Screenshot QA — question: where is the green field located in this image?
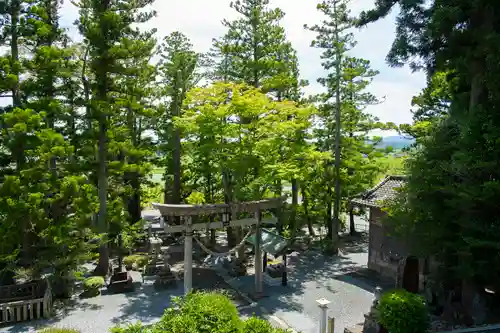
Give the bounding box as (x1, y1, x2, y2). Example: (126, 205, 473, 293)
(150, 168, 164, 184)
(377, 153, 407, 181)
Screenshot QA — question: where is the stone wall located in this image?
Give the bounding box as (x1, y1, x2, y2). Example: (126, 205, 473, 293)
(368, 207, 408, 282)
(368, 207, 430, 291)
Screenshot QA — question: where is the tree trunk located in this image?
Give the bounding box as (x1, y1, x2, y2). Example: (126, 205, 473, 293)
(128, 173, 141, 223)
(10, 0, 21, 108)
(95, 120, 110, 276)
(331, 0, 342, 255)
(10, 0, 31, 265)
(301, 187, 315, 237)
(126, 109, 141, 224)
(349, 205, 357, 236)
(290, 178, 299, 238)
(325, 185, 333, 239)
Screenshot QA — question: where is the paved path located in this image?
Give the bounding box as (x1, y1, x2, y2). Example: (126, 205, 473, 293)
(229, 239, 376, 333)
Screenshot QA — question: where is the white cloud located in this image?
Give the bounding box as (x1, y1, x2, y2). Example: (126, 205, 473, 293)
(60, 0, 425, 125)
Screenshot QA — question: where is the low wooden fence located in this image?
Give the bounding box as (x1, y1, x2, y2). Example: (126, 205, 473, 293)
(0, 280, 52, 324)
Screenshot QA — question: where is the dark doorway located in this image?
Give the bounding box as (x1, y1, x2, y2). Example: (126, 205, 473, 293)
(402, 256, 419, 293)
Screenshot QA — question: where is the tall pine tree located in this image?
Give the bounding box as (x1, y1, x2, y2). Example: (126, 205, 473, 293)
(306, 0, 385, 250)
(74, 0, 156, 275)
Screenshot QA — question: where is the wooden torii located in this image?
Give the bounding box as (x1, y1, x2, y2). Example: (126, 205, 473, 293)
(152, 196, 285, 296)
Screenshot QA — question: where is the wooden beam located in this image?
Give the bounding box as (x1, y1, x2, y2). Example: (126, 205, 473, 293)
(152, 196, 286, 216)
(163, 217, 277, 233)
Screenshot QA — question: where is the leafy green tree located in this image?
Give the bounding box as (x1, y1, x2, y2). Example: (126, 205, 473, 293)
(400, 71, 452, 143)
(213, 0, 307, 240)
(176, 83, 323, 241)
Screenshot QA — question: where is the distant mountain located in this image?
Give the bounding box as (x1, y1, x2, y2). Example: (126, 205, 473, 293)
(375, 135, 415, 150)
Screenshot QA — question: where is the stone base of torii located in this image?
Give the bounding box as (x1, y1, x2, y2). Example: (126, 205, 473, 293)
(152, 197, 285, 296)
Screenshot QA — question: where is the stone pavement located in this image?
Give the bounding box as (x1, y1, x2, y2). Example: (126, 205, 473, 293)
(0, 270, 253, 333)
(228, 239, 377, 333)
(0, 279, 185, 333)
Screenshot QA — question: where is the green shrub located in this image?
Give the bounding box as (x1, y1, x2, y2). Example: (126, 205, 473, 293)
(123, 254, 148, 270)
(123, 256, 136, 268)
(109, 322, 151, 333)
(83, 276, 105, 291)
(156, 291, 241, 332)
(243, 316, 289, 333)
(377, 289, 429, 333)
(135, 255, 148, 268)
(38, 328, 81, 333)
(110, 291, 285, 333)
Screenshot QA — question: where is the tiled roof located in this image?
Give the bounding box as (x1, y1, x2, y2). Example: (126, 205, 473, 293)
(351, 175, 407, 208)
(439, 324, 500, 333)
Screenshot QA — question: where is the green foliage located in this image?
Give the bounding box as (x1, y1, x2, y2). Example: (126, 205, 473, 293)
(0, 0, 413, 310)
(111, 292, 288, 333)
(214, 0, 301, 95)
(177, 82, 325, 204)
(242, 317, 288, 333)
(363, 0, 500, 298)
(377, 155, 407, 181)
(156, 292, 241, 333)
(142, 184, 163, 208)
(302, 0, 389, 241)
(38, 329, 81, 333)
(109, 322, 149, 333)
(377, 289, 429, 333)
(83, 276, 105, 291)
(123, 254, 148, 269)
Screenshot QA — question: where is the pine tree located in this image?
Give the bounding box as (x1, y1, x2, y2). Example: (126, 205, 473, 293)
(74, 0, 156, 275)
(0, 0, 30, 110)
(215, 0, 295, 92)
(306, 0, 385, 250)
(157, 32, 201, 209)
(0, 0, 98, 279)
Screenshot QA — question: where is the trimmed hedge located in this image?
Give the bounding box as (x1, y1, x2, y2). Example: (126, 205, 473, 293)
(123, 254, 148, 270)
(377, 289, 429, 333)
(83, 276, 105, 291)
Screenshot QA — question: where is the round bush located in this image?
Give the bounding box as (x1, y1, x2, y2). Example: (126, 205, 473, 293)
(83, 276, 105, 291)
(156, 291, 242, 332)
(123, 254, 148, 270)
(135, 255, 148, 268)
(377, 289, 429, 333)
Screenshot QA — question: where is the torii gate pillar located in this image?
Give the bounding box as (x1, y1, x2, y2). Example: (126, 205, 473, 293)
(184, 216, 193, 294)
(254, 209, 263, 297)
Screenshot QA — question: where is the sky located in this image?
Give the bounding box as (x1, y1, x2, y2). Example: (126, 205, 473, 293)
(10, 0, 427, 135)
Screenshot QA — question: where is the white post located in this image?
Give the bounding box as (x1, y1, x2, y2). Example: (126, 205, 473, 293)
(184, 216, 193, 295)
(316, 298, 331, 333)
(254, 209, 263, 296)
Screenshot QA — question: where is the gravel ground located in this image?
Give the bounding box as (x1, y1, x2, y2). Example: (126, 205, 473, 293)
(0, 269, 250, 333)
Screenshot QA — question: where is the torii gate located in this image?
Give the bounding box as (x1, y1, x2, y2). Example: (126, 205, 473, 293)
(152, 196, 285, 296)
